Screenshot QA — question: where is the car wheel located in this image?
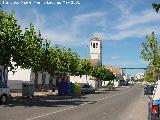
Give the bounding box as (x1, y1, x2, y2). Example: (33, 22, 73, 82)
(0, 94, 7, 104)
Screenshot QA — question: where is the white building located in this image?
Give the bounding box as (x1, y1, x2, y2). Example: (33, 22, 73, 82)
(135, 73, 144, 80)
(70, 36, 102, 88)
(90, 36, 102, 65)
(30, 71, 57, 88)
(8, 67, 31, 81)
(69, 75, 98, 89)
(4, 36, 102, 89)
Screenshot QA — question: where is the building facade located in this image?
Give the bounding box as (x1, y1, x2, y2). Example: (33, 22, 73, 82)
(90, 36, 102, 66)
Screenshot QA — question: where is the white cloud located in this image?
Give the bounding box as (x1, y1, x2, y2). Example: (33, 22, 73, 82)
(110, 56, 120, 60)
(14, 3, 160, 45)
(106, 0, 134, 16)
(71, 12, 107, 32)
(73, 12, 106, 22)
(108, 26, 160, 41)
(117, 9, 160, 29)
(42, 12, 107, 46)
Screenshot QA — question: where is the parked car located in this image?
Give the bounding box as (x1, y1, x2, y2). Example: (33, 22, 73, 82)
(0, 82, 10, 104)
(144, 85, 154, 95)
(148, 80, 160, 120)
(81, 84, 95, 94)
(148, 100, 160, 120)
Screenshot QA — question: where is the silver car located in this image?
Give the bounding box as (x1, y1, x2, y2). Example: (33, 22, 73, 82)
(81, 85, 95, 94)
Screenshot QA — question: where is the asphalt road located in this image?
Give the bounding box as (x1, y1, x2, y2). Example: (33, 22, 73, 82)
(0, 85, 149, 120)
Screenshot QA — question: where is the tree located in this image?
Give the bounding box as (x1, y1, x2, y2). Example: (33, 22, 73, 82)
(141, 32, 160, 81)
(13, 24, 49, 87)
(91, 65, 115, 81)
(144, 63, 155, 83)
(47, 47, 63, 80)
(68, 52, 81, 76)
(0, 10, 115, 87)
(115, 74, 123, 81)
(0, 10, 23, 71)
(152, 3, 160, 13)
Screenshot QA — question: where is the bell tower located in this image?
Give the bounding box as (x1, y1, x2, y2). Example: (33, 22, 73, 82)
(90, 36, 102, 66)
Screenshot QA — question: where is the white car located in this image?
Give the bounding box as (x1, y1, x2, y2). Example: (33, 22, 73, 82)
(0, 82, 10, 104)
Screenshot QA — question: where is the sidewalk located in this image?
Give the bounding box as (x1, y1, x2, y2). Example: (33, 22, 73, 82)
(11, 86, 132, 98)
(11, 90, 58, 97)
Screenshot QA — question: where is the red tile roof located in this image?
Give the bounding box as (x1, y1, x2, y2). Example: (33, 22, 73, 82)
(105, 66, 122, 75)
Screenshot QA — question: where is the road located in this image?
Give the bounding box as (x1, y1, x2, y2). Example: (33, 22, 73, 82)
(0, 85, 149, 120)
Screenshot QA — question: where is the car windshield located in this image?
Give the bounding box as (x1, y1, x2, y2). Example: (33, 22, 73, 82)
(82, 85, 90, 88)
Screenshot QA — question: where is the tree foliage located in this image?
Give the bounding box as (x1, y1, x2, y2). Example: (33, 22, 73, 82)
(0, 10, 22, 70)
(152, 3, 160, 13)
(141, 32, 160, 81)
(0, 10, 115, 84)
(144, 63, 155, 83)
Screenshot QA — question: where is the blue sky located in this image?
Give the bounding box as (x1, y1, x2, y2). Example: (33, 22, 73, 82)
(2, 0, 160, 75)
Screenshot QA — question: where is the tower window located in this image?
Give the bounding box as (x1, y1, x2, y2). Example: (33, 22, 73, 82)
(96, 43, 98, 48)
(91, 42, 92, 46)
(93, 43, 95, 48)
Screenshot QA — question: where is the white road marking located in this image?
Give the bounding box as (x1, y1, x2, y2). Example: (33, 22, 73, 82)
(26, 88, 131, 120)
(98, 98, 102, 101)
(26, 106, 77, 120)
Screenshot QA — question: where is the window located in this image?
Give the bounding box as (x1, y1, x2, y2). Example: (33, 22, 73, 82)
(93, 43, 95, 48)
(96, 43, 98, 48)
(91, 42, 92, 46)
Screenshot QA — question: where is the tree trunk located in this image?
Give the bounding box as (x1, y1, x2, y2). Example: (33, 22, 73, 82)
(42, 71, 46, 89)
(50, 74, 55, 91)
(3, 66, 8, 84)
(34, 71, 38, 89)
(86, 74, 88, 83)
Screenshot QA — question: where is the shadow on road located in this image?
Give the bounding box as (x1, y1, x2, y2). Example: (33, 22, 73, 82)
(103, 89, 120, 91)
(100, 89, 120, 91)
(2, 95, 96, 108)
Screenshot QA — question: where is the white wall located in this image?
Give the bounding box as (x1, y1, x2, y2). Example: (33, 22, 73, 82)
(70, 75, 98, 89)
(30, 71, 51, 84)
(90, 41, 101, 54)
(8, 67, 31, 81)
(102, 80, 119, 87)
(90, 54, 99, 60)
(136, 73, 144, 79)
(102, 81, 109, 86)
(90, 40, 102, 62)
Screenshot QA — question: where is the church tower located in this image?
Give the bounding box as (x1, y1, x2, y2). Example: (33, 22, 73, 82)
(90, 36, 102, 66)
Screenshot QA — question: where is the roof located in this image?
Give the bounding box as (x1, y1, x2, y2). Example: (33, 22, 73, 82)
(105, 66, 122, 75)
(90, 36, 101, 41)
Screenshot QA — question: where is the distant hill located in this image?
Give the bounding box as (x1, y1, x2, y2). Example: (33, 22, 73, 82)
(8, 80, 29, 90)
